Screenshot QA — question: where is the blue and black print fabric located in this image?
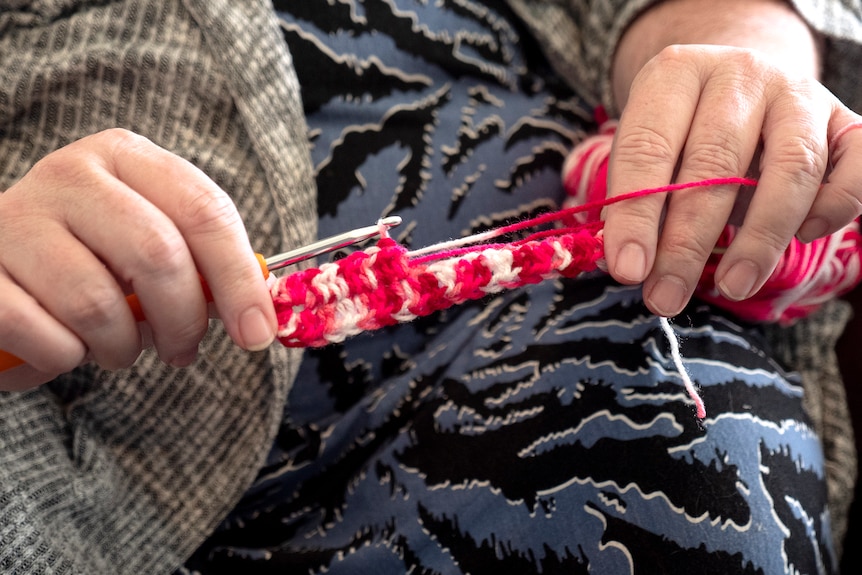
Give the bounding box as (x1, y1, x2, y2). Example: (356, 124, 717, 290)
(181, 1, 837, 573)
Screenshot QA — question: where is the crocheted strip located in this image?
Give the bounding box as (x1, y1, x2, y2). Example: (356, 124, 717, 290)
(272, 232, 604, 347)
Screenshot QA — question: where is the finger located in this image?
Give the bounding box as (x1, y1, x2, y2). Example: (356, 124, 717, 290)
(103, 130, 277, 351)
(604, 46, 703, 285)
(2, 220, 145, 370)
(798, 110, 862, 242)
(0, 274, 87, 387)
(642, 70, 764, 316)
(715, 81, 830, 301)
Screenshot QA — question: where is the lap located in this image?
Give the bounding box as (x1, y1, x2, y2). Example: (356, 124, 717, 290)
(184, 278, 835, 574)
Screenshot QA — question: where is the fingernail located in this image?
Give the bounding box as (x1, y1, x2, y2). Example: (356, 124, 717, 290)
(797, 217, 829, 243)
(614, 242, 648, 282)
(240, 306, 275, 351)
(647, 275, 688, 317)
(718, 260, 760, 301)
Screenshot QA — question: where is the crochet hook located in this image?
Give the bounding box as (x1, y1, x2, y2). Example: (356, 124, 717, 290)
(0, 216, 402, 373)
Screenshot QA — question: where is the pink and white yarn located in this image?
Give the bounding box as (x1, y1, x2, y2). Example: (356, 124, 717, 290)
(271, 223, 604, 348)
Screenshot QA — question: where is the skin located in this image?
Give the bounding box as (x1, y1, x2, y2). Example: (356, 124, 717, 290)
(605, 0, 862, 317)
(0, 129, 276, 390)
(3, 0, 861, 389)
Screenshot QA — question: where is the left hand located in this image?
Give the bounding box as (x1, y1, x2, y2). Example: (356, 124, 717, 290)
(601, 1, 862, 317)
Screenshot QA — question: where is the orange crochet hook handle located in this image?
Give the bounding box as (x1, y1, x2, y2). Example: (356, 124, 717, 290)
(0, 254, 269, 373)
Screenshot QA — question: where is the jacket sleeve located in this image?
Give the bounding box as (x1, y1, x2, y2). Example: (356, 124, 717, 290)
(506, 0, 862, 114)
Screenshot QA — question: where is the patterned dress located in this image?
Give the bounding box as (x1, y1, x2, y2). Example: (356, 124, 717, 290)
(182, 1, 836, 573)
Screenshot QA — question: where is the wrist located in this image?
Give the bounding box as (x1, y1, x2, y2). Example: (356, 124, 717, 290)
(612, 0, 821, 109)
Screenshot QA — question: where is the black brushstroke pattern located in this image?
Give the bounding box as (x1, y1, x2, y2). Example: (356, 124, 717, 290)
(361, 0, 512, 86)
(542, 98, 595, 127)
(254, 423, 323, 483)
(533, 279, 624, 338)
(439, 0, 514, 67)
(447, 167, 484, 219)
(398, 375, 749, 524)
(482, 291, 531, 335)
(393, 534, 444, 575)
(316, 86, 451, 218)
(471, 336, 652, 377)
(467, 84, 504, 107)
(280, 22, 432, 114)
(589, 503, 766, 575)
(495, 142, 568, 193)
(198, 520, 390, 575)
(505, 117, 577, 150)
(418, 504, 591, 575)
(310, 345, 374, 412)
(194, 365, 450, 551)
(760, 442, 833, 575)
(276, 0, 512, 85)
(273, 0, 365, 35)
(441, 114, 504, 175)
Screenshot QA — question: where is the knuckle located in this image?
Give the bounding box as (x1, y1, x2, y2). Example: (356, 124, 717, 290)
(651, 44, 695, 70)
(771, 134, 827, 184)
(28, 148, 93, 189)
(64, 281, 123, 333)
(138, 227, 188, 273)
(739, 222, 789, 256)
(98, 127, 151, 153)
(177, 184, 241, 236)
(725, 47, 765, 77)
(659, 228, 715, 266)
(613, 126, 677, 172)
(683, 139, 744, 178)
(25, 132, 147, 194)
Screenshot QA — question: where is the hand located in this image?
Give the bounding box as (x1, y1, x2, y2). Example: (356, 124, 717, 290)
(602, 0, 862, 317)
(0, 129, 277, 390)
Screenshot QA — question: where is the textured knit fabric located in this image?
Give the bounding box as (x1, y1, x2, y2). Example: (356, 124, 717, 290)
(0, 0, 315, 573)
(0, 0, 860, 573)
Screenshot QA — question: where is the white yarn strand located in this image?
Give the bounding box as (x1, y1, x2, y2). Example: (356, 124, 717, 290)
(659, 316, 706, 419)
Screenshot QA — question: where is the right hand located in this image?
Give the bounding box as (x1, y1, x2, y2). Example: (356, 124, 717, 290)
(0, 129, 277, 390)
